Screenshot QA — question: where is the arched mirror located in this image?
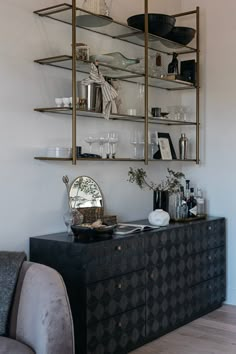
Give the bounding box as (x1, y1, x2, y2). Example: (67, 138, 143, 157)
(69, 176, 103, 209)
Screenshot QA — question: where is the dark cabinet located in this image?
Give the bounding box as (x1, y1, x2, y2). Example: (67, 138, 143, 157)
(30, 217, 226, 354)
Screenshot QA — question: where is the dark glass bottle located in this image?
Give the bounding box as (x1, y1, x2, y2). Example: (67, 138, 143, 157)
(187, 187, 197, 217)
(168, 52, 179, 75)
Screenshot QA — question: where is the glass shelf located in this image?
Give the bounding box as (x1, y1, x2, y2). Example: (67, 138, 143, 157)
(34, 4, 197, 55)
(34, 156, 197, 162)
(34, 107, 197, 126)
(35, 55, 195, 90)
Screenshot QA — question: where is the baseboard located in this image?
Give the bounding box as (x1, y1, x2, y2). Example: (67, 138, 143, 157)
(224, 287, 236, 305)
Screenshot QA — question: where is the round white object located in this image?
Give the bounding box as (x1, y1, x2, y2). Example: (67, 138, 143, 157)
(148, 209, 170, 226)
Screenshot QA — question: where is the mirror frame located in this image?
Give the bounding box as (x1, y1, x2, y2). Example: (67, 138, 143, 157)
(69, 175, 103, 209)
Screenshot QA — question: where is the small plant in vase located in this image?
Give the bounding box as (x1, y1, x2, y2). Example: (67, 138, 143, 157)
(127, 167, 185, 212)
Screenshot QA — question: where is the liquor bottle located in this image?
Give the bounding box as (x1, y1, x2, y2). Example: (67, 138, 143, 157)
(188, 187, 197, 217)
(185, 179, 190, 202)
(196, 188, 205, 216)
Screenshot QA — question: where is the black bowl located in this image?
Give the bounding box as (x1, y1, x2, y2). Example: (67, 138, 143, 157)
(127, 14, 176, 37)
(71, 224, 116, 241)
(163, 26, 196, 45)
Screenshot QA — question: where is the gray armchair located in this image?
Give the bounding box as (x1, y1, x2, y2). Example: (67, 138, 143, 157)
(0, 261, 75, 354)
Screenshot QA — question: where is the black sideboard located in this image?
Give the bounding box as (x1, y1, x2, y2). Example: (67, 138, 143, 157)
(30, 217, 226, 354)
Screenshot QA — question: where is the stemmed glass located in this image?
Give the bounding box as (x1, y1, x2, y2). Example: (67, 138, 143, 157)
(84, 136, 98, 153)
(98, 134, 109, 158)
(108, 132, 119, 158)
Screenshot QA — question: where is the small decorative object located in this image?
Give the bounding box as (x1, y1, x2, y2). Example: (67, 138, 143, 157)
(74, 43, 90, 61)
(148, 209, 170, 226)
(168, 52, 179, 75)
(179, 133, 188, 160)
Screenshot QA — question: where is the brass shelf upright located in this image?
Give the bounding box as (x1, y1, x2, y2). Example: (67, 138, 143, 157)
(72, 0, 77, 165)
(144, 0, 149, 165)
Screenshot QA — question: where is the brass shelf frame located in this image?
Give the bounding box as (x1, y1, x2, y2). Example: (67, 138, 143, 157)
(34, 1, 200, 165)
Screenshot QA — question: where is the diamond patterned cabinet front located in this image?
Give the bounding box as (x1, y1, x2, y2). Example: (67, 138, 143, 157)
(30, 217, 226, 354)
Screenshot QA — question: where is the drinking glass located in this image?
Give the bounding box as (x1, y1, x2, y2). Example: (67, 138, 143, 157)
(98, 134, 109, 158)
(84, 136, 98, 153)
(130, 130, 144, 159)
(108, 132, 119, 158)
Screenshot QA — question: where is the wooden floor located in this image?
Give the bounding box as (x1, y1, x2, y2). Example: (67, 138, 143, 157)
(130, 305, 236, 354)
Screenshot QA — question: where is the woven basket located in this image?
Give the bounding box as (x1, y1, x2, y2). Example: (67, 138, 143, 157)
(79, 207, 104, 224)
(78, 207, 117, 225)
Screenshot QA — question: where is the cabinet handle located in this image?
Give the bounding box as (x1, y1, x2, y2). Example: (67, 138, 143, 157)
(208, 226, 212, 231)
(208, 255, 212, 261)
(118, 322, 122, 328)
(117, 283, 122, 289)
(116, 245, 122, 251)
(150, 273, 154, 279)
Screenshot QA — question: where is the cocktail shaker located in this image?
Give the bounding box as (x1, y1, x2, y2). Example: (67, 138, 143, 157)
(179, 133, 188, 160)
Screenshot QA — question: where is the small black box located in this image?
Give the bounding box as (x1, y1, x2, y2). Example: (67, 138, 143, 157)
(180, 60, 196, 84)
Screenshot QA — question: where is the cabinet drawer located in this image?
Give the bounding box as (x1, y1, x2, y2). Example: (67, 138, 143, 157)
(87, 306, 145, 354)
(86, 270, 146, 324)
(191, 246, 225, 285)
(146, 298, 193, 340)
(146, 285, 194, 320)
(192, 275, 225, 316)
(84, 238, 144, 282)
(146, 259, 192, 298)
(191, 219, 225, 254)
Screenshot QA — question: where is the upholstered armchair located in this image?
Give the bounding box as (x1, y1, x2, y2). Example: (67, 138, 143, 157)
(0, 260, 75, 354)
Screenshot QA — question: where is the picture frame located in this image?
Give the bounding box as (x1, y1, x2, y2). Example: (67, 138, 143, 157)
(153, 132, 177, 160)
(158, 138, 172, 160)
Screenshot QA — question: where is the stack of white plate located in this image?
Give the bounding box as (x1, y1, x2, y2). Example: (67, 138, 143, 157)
(46, 147, 72, 158)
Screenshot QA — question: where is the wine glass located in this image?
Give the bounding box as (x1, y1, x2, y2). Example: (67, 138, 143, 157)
(108, 132, 119, 158)
(98, 134, 109, 158)
(84, 136, 98, 153)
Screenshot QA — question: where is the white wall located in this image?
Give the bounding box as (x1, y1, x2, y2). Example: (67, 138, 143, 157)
(180, 0, 236, 304)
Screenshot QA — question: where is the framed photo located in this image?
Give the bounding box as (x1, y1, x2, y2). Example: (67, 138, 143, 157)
(158, 138, 172, 160)
(153, 132, 177, 160)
